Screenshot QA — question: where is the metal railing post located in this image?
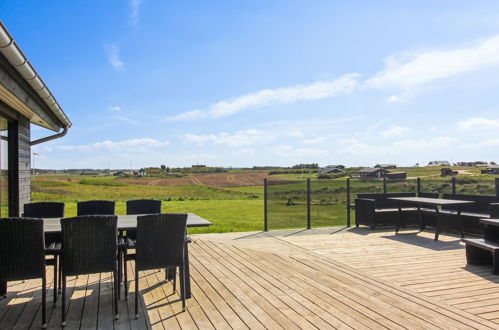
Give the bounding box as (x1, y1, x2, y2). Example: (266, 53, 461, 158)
(307, 178, 311, 229)
(452, 177, 456, 195)
(417, 177, 421, 196)
(383, 177, 387, 194)
(496, 178, 499, 199)
(263, 178, 268, 231)
(346, 178, 351, 227)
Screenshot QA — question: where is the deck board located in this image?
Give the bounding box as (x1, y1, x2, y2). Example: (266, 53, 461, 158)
(2, 227, 499, 329)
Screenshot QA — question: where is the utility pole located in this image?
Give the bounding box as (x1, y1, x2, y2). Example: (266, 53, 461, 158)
(32, 152, 39, 178)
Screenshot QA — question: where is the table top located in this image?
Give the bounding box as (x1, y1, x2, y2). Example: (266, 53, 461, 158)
(43, 213, 212, 233)
(388, 196, 475, 206)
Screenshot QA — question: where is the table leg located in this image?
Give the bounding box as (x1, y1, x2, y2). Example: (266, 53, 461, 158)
(395, 204, 403, 234)
(434, 206, 441, 241)
(184, 242, 192, 299)
(418, 207, 425, 231)
(458, 206, 465, 239)
(0, 281, 6, 297)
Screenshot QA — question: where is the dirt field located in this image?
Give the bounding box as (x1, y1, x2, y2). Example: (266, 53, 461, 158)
(121, 171, 289, 187)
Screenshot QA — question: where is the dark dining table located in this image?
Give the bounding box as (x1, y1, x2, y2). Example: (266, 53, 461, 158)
(389, 197, 475, 241)
(0, 213, 211, 299)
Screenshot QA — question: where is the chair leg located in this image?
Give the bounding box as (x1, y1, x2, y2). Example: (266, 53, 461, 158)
(135, 267, 139, 319)
(117, 250, 122, 300)
(58, 262, 62, 294)
(113, 269, 119, 320)
(180, 265, 186, 311)
(173, 268, 177, 293)
(124, 254, 129, 300)
(0, 281, 6, 298)
(61, 275, 66, 327)
(53, 256, 58, 306)
(42, 274, 47, 329)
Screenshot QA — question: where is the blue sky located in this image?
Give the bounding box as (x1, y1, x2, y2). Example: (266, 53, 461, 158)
(2, 1, 499, 169)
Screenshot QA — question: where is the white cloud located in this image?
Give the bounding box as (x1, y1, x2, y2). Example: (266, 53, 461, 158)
(381, 126, 409, 138)
(457, 117, 499, 130)
(182, 129, 269, 147)
(167, 73, 360, 121)
(479, 139, 499, 147)
(392, 137, 459, 151)
(367, 35, 499, 89)
(108, 106, 122, 111)
(113, 115, 139, 125)
(129, 0, 143, 28)
(105, 45, 124, 70)
(58, 138, 170, 152)
(33, 145, 53, 153)
(267, 144, 329, 157)
(339, 136, 459, 155)
(237, 148, 256, 155)
(386, 95, 405, 103)
(302, 136, 327, 144)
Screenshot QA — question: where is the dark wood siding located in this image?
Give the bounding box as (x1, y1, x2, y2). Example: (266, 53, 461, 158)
(18, 116, 30, 215)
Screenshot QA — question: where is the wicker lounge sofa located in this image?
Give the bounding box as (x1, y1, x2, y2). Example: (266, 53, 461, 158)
(354, 192, 420, 229)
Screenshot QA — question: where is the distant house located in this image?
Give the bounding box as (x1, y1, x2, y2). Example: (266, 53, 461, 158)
(483, 165, 499, 175)
(374, 164, 397, 169)
(138, 168, 146, 176)
(441, 168, 458, 177)
(358, 168, 389, 178)
(385, 172, 407, 180)
(457, 161, 488, 167)
(324, 164, 345, 169)
(427, 161, 451, 167)
(320, 167, 343, 174)
(113, 171, 131, 177)
(192, 165, 206, 169)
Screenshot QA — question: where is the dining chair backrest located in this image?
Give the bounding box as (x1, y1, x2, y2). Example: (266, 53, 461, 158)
(0, 218, 45, 281)
(126, 199, 162, 215)
(77, 200, 115, 216)
(23, 202, 65, 218)
(136, 213, 187, 271)
(60, 215, 118, 276)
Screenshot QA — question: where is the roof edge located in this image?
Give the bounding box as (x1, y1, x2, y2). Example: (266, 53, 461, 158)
(0, 21, 71, 129)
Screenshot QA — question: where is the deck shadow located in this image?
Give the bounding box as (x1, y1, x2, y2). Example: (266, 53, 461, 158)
(381, 232, 463, 251)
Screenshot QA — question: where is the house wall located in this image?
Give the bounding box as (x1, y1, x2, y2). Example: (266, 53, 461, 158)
(17, 116, 30, 214)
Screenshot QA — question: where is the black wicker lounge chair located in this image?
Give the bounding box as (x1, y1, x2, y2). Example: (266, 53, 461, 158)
(77, 200, 115, 216)
(60, 215, 119, 326)
(123, 213, 188, 317)
(126, 199, 162, 215)
(23, 202, 64, 302)
(0, 218, 48, 328)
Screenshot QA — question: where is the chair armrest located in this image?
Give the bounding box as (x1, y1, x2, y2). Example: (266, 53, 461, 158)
(355, 198, 376, 226)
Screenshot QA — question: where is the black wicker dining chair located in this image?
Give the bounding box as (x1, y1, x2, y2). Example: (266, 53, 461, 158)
(23, 202, 65, 218)
(118, 199, 163, 290)
(77, 200, 115, 216)
(23, 202, 65, 303)
(60, 215, 119, 326)
(126, 199, 162, 215)
(123, 213, 188, 317)
(0, 218, 48, 328)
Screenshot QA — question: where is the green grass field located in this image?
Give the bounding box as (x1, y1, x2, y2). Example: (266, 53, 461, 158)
(31, 169, 499, 233)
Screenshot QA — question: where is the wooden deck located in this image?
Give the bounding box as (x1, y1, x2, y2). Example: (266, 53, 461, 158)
(1, 227, 499, 329)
